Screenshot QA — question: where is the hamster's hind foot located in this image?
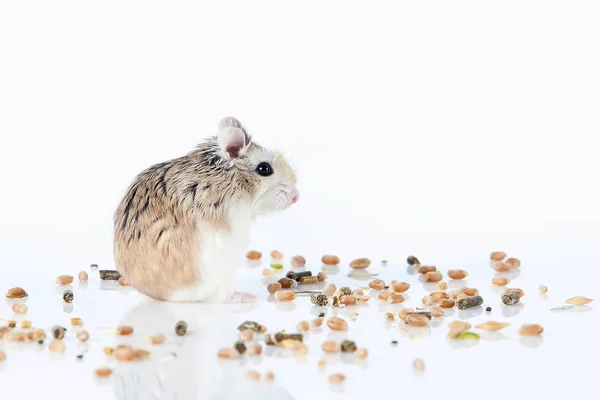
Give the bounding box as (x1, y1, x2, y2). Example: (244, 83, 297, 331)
(225, 291, 257, 303)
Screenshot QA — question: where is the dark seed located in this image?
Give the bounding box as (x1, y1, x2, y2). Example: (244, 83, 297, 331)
(237, 321, 260, 332)
(90, 264, 98, 269)
(339, 287, 352, 297)
(286, 271, 312, 282)
(407, 256, 420, 266)
(317, 272, 327, 282)
(63, 290, 74, 303)
(391, 340, 398, 345)
(234, 341, 247, 354)
(318, 312, 325, 318)
(265, 333, 304, 345)
(311, 293, 329, 307)
(8, 321, 16, 328)
(502, 292, 520, 306)
(457, 295, 484, 310)
(340, 340, 357, 353)
(52, 326, 67, 339)
(175, 321, 188, 336)
(278, 277, 298, 289)
(38, 340, 44, 345)
(76, 354, 83, 359)
(486, 307, 492, 312)
(99, 270, 121, 280)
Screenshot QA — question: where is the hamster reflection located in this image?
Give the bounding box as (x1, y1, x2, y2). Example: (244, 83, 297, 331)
(111, 299, 296, 400)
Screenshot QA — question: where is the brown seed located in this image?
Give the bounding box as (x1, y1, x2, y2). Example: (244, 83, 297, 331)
(462, 287, 479, 297)
(422, 296, 434, 305)
(539, 285, 548, 294)
(490, 251, 507, 261)
(246, 344, 263, 356)
(357, 295, 371, 303)
(134, 349, 151, 360)
(317, 272, 327, 282)
(246, 250, 262, 260)
(4, 331, 25, 343)
(328, 373, 346, 384)
(438, 299, 456, 309)
(270, 250, 284, 259)
(246, 370, 261, 381)
(413, 358, 425, 371)
(300, 276, 319, 284)
(398, 307, 414, 320)
(449, 321, 472, 331)
(350, 258, 371, 269)
(27, 329, 46, 342)
(406, 314, 429, 327)
(114, 345, 135, 361)
(418, 265, 437, 275)
(311, 318, 324, 328)
(475, 321, 510, 331)
(436, 282, 448, 290)
(278, 277, 297, 289)
(518, 324, 544, 336)
(267, 282, 282, 294)
(291, 255, 306, 267)
(390, 282, 410, 293)
(424, 271, 443, 283)
(103, 347, 114, 356)
(6, 320, 16, 328)
(116, 326, 134, 336)
(118, 277, 129, 286)
(430, 307, 445, 318)
(296, 321, 310, 332)
(20, 320, 32, 329)
(49, 339, 66, 353)
(71, 318, 84, 326)
(341, 295, 358, 306)
(12, 303, 27, 314)
(6, 287, 28, 299)
(352, 289, 364, 296)
(355, 348, 368, 359)
(149, 334, 166, 345)
(321, 340, 339, 353)
(0, 350, 6, 363)
(275, 291, 296, 302)
(504, 288, 525, 298)
(486, 307, 492, 312)
(369, 279, 386, 290)
(322, 255, 340, 265)
(448, 269, 468, 280)
(430, 291, 449, 302)
(78, 271, 88, 281)
(378, 290, 393, 301)
(565, 296, 593, 305)
(495, 263, 512, 272)
(265, 371, 275, 381)
(327, 317, 348, 331)
(341, 340, 357, 353)
(239, 329, 254, 341)
(505, 257, 521, 268)
(258, 325, 267, 334)
(94, 367, 112, 378)
(387, 294, 405, 304)
(0, 326, 8, 337)
(76, 330, 90, 342)
(323, 283, 337, 296)
(384, 312, 395, 322)
(492, 277, 509, 286)
(56, 275, 74, 285)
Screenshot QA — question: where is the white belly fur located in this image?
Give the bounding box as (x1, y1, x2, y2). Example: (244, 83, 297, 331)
(169, 203, 252, 302)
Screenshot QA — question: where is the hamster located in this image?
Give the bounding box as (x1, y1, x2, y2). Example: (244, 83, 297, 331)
(113, 117, 298, 303)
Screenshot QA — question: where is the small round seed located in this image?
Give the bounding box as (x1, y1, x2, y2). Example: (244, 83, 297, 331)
(321, 340, 339, 353)
(311, 318, 324, 328)
(275, 291, 297, 302)
(270, 250, 283, 259)
(114, 345, 135, 361)
(149, 334, 166, 345)
(413, 358, 425, 371)
(267, 282, 282, 294)
(49, 339, 65, 353)
(387, 294, 405, 304)
(63, 290, 74, 303)
(456, 293, 468, 301)
(116, 326, 134, 336)
(56, 275, 74, 285)
(234, 341, 247, 354)
(518, 324, 544, 336)
(278, 277, 297, 289)
(322, 283, 337, 296)
(423, 271, 443, 283)
(355, 348, 368, 359)
(407, 256, 420, 266)
(565, 296, 593, 305)
(291, 255, 306, 267)
(76, 331, 90, 343)
(390, 282, 410, 293)
(265, 371, 275, 381)
(418, 265, 437, 275)
(20, 320, 32, 329)
(52, 326, 66, 339)
(369, 279, 386, 290)
(486, 307, 492, 312)
(539, 285, 548, 294)
(490, 251, 507, 261)
(71, 318, 84, 326)
(439, 299, 456, 308)
(5, 287, 28, 299)
(430, 307, 445, 318)
(217, 348, 237, 359)
(78, 271, 88, 281)
(103, 347, 113, 356)
(350, 258, 371, 269)
(94, 367, 112, 378)
(505, 257, 521, 268)
(246, 250, 262, 260)
(328, 373, 346, 384)
(296, 321, 310, 332)
(118, 277, 129, 286)
(448, 269, 468, 280)
(12, 303, 27, 314)
(462, 287, 479, 297)
(246, 370, 261, 381)
(378, 290, 393, 301)
(406, 314, 429, 327)
(384, 312, 395, 322)
(175, 321, 188, 336)
(492, 277, 509, 286)
(322, 255, 340, 265)
(239, 329, 254, 342)
(327, 317, 348, 331)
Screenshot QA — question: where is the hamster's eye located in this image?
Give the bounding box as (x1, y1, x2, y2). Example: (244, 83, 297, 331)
(256, 162, 273, 177)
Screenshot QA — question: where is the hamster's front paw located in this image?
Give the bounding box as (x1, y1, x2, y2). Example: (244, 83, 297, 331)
(226, 291, 257, 303)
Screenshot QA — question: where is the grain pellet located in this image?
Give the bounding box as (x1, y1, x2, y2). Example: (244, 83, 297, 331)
(270, 250, 283, 259)
(340, 340, 357, 353)
(518, 324, 544, 336)
(424, 271, 443, 283)
(341, 295, 358, 306)
(246, 344, 263, 356)
(246, 370, 261, 381)
(321, 340, 339, 353)
(384, 312, 395, 322)
(492, 277, 509, 286)
(234, 341, 247, 354)
(291, 255, 306, 267)
(116, 325, 134, 336)
(78, 271, 88, 281)
(118, 277, 129, 286)
(99, 270, 121, 280)
(323, 283, 337, 296)
(350, 258, 371, 269)
(311, 318, 324, 328)
(317, 272, 327, 282)
(565, 296, 593, 305)
(539, 285, 548, 294)
(327, 317, 348, 331)
(267, 282, 282, 294)
(457, 295, 483, 310)
(390, 282, 410, 293)
(94, 367, 112, 378)
(407, 256, 420, 266)
(418, 265, 437, 275)
(52, 326, 67, 339)
(505, 257, 521, 268)
(296, 321, 310, 332)
(278, 277, 297, 289)
(502, 292, 520, 306)
(322, 255, 340, 265)
(328, 374, 346, 384)
(5, 287, 28, 299)
(175, 321, 187, 336)
(12, 303, 27, 314)
(413, 358, 425, 371)
(265, 371, 275, 381)
(275, 291, 296, 302)
(387, 294, 405, 304)
(439, 299, 455, 309)
(20, 320, 32, 329)
(300, 276, 319, 284)
(339, 287, 352, 296)
(63, 290, 74, 303)
(239, 329, 254, 341)
(71, 318, 83, 326)
(490, 251, 507, 261)
(49, 339, 65, 353)
(56, 275, 74, 285)
(475, 321, 510, 331)
(430, 307, 445, 318)
(311, 293, 328, 306)
(406, 314, 429, 327)
(369, 279, 386, 290)
(378, 290, 393, 301)
(287, 271, 313, 281)
(355, 348, 368, 359)
(448, 269, 468, 280)
(114, 345, 135, 361)
(246, 250, 262, 260)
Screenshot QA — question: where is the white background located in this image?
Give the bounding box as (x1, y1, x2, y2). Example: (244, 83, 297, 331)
(1, 1, 599, 400)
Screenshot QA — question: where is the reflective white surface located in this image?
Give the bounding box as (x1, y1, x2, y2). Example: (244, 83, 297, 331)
(1, 219, 598, 400)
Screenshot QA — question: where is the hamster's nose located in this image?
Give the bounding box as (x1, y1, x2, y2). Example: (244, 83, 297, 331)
(292, 195, 298, 204)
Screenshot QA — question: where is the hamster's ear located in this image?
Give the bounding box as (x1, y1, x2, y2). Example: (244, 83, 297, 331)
(218, 117, 248, 136)
(218, 119, 249, 159)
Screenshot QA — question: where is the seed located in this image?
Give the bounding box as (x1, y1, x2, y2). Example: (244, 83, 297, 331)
(449, 321, 472, 331)
(258, 325, 267, 334)
(90, 263, 98, 269)
(49, 339, 65, 353)
(63, 290, 74, 303)
(174, 320, 188, 336)
(457, 295, 484, 310)
(217, 348, 237, 359)
(322, 340, 339, 353)
(4, 331, 25, 343)
(267, 283, 282, 294)
(422, 296, 434, 305)
(430, 307, 445, 318)
(134, 349, 150, 360)
(486, 307, 492, 312)
(341, 340, 357, 353)
(492, 277, 509, 286)
(407, 256, 420, 266)
(505, 257, 521, 268)
(94, 367, 112, 378)
(56, 275, 74, 285)
(406, 314, 429, 327)
(398, 308, 414, 320)
(565, 296, 593, 305)
(116, 325, 134, 336)
(5, 287, 28, 299)
(475, 321, 511, 331)
(352, 289, 364, 296)
(275, 291, 296, 302)
(424, 271, 443, 283)
(355, 348, 368, 359)
(291, 255, 306, 267)
(456, 293, 468, 301)
(246, 344, 263, 356)
(114, 345, 135, 361)
(391, 340, 398, 345)
(52, 326, 67, 339)
(239, 329, 254, 342)
(323, 283, 337, 296)
(357, 295, 371, 303)
(0, 350, 6, 363)
(20, 320, 32, 329)
(413, 358, 425, 371)
(265, 371, 275, 381)
(369, 279, 386, 290)
(309, 293, 328, 307)
(504, 288, 525, 298)
(518, 324, 544, 336)
(12, 303, 27, 314)
(278, 277, 297, 289)
(490, 251, 507, 261)
(390, 282, 410, 293)
(436, 282, 448, 290)
(341, 295, 358, 306)
(6, 320, 16, 328)
(270, 250, 283, 259)
(318, 360, 326, 368)
(462, 287, 479, 297)
(384, 312, 395, 322)
(312, 318, 324, 328)
(350, 258, 371, 269)
(262, 268, 277, 276)
(430, 291, 449, 302)
(539, 285, 548, 294)
(387, 294, 405, 304)
(144, 333, 164, 345)
(448, 269, 468, 280)
(118, 277, 129, 286)
(246, 250, 262, 260)
(502, 292, 520, 306)
(339, 287, 352, 296)
(439, 299, 456, 309)
(300, 276, 319, 284)
(327, 317, 348, 331)
(71, 318, 84, 326)
(332, 295, 340, 308)
(295, 345, 308, 356)
(495, 263, 512, 272)
(296, 321, 310, 332)
(328, 374, 346, 384)
(418, 265, 437, 274)
(103, 347, 113, 356)
(78, 271, 88, 281)
(322, 255, 340, 265)
(378, 290, 393, 301)
(234, 341, 247, 354)
(246, 370, 261, 381)
(460, 331, 480, 340)
(237, 321, 260, 332)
